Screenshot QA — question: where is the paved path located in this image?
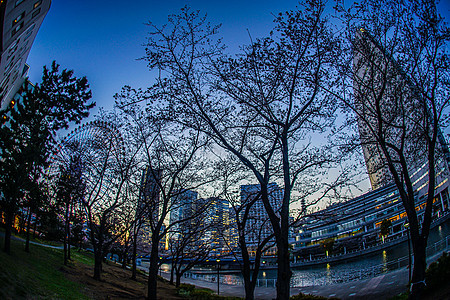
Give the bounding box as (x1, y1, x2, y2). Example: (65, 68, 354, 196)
(157, 268, 406, 299)
(155, 250, 447, 300)
(0, 231, 64, 249)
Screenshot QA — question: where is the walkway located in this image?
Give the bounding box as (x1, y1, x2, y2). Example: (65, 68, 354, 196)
(159, 249, 447, 299)
(0, 231, 63, 249)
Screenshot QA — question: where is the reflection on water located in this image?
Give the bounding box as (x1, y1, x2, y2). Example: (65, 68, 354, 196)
(382, 250, 388, 272)
(289, 218, 450, 286)
(179, 219, 450, 287)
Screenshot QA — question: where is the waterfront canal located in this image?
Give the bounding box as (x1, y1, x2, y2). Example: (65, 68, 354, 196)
(173, 218, 450, 287)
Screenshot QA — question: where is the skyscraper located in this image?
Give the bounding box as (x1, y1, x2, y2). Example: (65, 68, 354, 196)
(0, 0, 51, 109)
(136, 167, 161, 252)
(353, 29, 450, 192)
(169, 188, 197, 238)
(240, 183, 283, 247)
(204, 197, 229, 255)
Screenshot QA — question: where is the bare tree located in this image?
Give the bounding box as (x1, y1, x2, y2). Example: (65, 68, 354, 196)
(55, 155, 84, 265)
(214, 156, 275, 300)
(114, 89, 213, 299)
(141, 2, 340, 298)
(65, 119, 137, 280)
(168, 198, 212, 288)
(334, 0, 450, 297)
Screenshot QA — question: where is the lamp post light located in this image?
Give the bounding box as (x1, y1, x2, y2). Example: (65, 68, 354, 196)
(216, 259, 221, 295)
(404, 222, 412, 288)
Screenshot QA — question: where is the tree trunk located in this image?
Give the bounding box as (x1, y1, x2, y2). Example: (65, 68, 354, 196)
(19, 211, 26, 233)
(244, 280, 255, 300)
(170, 261, 175, 285)
(175, 268, 181, 288)
(93, 245, 103, 280)
(240, 240, 255, 300)
(3, 210, 14, 254)
(131, 235, 138, 280)
(276, 235, 292, 300)
(409, 236, 427, 300)
(33, 218, 37, 238)
(25, 208, 32, 252)
(68, 200, 73, 261)
(64, 200, 70, 266)
(147, 235, 160, 299)
(122, 238, 129, 269)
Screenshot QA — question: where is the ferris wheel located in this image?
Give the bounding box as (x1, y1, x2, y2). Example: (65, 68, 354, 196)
(47, 120, 125, 195)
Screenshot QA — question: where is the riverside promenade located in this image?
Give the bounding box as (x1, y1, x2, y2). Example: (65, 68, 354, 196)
(160, 249, 447, 300)
(160, 268, 407, 299)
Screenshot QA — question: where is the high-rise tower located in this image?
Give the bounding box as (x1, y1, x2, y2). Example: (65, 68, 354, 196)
(353, 29, 450, 191)
(0, 0, 51, 109)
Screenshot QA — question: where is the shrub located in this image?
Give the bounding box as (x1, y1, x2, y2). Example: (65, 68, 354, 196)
(425, 251, 450, 291)
(176, 283, 197, 296)
(179, 283, 196, 292)
(190, 289, 214, 299)
(290, 292, 339, 300)
(388, 292, 409, 300)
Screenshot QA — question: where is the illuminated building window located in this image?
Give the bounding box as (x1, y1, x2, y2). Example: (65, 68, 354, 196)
(33, 0, 41, 9)
(12, 11, 25, 26)
(11, 22, 24, 36)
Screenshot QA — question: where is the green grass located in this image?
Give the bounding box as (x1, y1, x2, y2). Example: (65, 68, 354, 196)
(0, 235, 90, 299)
(71, 248, 95, 266)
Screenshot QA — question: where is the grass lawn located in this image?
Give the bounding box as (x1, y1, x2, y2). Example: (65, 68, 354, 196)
(0, 235, 88, 299)
(0, 232, 185, 299)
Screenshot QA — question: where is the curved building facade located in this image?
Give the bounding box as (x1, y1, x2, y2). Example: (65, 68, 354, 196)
(0, 0, 51, 109)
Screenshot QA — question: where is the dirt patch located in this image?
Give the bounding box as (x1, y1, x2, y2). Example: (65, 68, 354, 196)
(62, 261, 183, 300)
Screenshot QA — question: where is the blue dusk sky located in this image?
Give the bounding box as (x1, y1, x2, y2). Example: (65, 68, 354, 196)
(27, 0, 450, 117)
(26, 0, 298, 115)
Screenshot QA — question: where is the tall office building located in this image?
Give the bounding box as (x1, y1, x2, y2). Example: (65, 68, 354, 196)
(0, 0, 51, 109)
(139, 167, 162, 220)
(169, 189, 197, 237)
(353, 29, 450, 192)
(204, 197, 229, 255)
(240, 183, 283, 247)
(136, 167, 162, 253)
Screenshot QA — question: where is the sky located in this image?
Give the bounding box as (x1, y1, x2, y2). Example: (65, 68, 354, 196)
(24, 0, 450, 202)
(26, 0, 299, 116)
(26, 0, 450, 117)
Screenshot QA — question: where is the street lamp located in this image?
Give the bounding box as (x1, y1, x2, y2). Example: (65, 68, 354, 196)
(404, 222, 412, 288)
(216, 259, 221, 295)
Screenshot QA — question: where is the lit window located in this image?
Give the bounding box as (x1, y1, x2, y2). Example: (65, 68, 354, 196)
(33, 0, 41, 9)
(12, 12, 25, 26)
(11, 22, 24, 36)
